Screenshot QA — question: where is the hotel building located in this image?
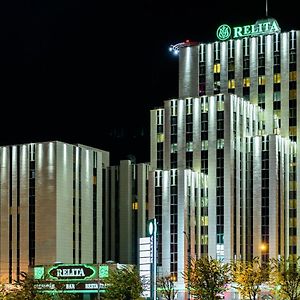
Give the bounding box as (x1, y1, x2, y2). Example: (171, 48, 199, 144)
(148, 18, 299, 298)
(104, 159, 149, 265)
(0, 141, 109, 282)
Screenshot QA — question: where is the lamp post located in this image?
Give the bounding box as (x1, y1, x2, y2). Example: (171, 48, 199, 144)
(183, 231, 191, 300)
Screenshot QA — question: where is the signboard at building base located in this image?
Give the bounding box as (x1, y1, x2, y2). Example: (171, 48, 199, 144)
(33, 263, 110, 294)
(139, 218, 157, 299)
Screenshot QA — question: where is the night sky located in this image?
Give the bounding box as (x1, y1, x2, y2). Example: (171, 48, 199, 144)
(0, 0, 299, 164)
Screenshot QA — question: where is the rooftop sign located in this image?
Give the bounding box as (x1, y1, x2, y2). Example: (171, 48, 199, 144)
(216, 18, 281, 41)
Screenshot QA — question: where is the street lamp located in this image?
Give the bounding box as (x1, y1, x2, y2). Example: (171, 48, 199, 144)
(183, 231, 191, 300)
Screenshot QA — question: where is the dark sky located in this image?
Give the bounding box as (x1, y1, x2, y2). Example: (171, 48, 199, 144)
(0, 0, 299, 164)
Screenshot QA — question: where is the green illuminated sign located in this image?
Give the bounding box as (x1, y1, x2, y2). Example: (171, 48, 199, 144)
(216, 24, 231, 41)
(34, 266, 45, 280)
(99, 265, 109, 278)
(48, 264, 97, 281)
(217, 18, 281, 41)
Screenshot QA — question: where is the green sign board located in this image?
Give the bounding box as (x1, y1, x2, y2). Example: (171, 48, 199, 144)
(217, 18, 281, 41)
(33, 263, 113, 294)
(34, 264, 110, 281)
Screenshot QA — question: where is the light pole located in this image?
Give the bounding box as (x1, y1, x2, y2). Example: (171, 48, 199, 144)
(183, 231, 191, 300)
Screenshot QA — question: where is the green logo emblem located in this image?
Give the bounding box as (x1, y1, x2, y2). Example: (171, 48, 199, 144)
(99, 265, 109, 278)
(216, 24, 231, 41)
(34, 267, 45, 279)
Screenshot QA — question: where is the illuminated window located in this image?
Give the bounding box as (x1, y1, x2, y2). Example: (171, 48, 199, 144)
(274, 73, 281, 83)
(228, 79, 235, 89)
(243, 77, 250, 87)
(217, 96, 224, 111)
(289, 71, 297, 81)
(289, 181, 297, 191)
(201, 197, 208, 207)
(289, 236, 297, 245)
(289, 218, 297, 227)
(201, 216, 208, 226)
(201, 99, 208, 112)
(171, 100, 177, 116)
(201, 235, 208, 245)
(201, 140, 208, 150)
(186, 142, 193, 152)
(289, 127, 297, 136)
(214, 63, 221, 73)
(132, 202, 138, 210)
(171, 144, 177, 153)
(289, 89, 297, 99)
(217, 139, 224, 149)
(258, 76, 265, 85)
(157, 133, 164, 143)
(186, 98, 193, 114)
(290, 199, 297, 207)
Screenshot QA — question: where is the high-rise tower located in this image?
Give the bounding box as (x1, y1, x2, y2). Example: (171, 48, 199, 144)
(149, 18, 299, 299)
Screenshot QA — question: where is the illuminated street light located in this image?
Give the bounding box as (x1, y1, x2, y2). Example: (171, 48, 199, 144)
(260, 243, 267, 251)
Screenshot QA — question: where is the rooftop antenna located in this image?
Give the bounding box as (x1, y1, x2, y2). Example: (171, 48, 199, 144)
(266, 0, 268, 17)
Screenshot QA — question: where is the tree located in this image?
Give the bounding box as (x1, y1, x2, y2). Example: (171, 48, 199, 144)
(0, 272, 78, 300)
(157, 275, 177, 300)
(232, 257, 269, 300)
(270, 256, 300, 300)
(182, 256, 231, 300)
(102, 265, 143, 300)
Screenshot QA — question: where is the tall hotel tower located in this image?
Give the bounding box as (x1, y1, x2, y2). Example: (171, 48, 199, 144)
(148, 18, 299, 297)
(0, 141, 109, 282)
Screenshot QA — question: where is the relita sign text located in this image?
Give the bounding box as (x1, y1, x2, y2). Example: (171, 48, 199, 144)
(216, 19, 281, 41)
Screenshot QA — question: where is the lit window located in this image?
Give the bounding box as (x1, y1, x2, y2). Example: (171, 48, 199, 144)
(217, 139, 224, 149)
(214, 63, 221, 73)
(171, 144, 177, 153)
(274, 73, 281, 83)
(289, 217, 297, 227)
(289, 71, 297, 81)
(157, 133, 164, 143)
(228, 79, 235, 89)
(201, 197, 208, 207)
(243, 77, 250, 87)
(186, 142, 193, 152)
(258, 76, 265, 85)
(201, 216, 208, 226)
(132, 202, 138, 210)
(201, 235, 208, 245)
(201, 140, 208, 150)
(289, 90, 297, 99)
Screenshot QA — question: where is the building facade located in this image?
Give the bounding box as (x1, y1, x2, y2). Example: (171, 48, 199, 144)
(104, 159, 149, 265)
(149, 18, 299, 298)
(0, 141, 109, 282)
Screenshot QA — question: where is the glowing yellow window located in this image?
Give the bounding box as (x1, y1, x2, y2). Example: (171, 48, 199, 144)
(243, 77, 250, 87)
(289, 89, 297, 99)
(289, 217, 297, 227)
(201, 235, 208, 245)
(289, 181, 297, 191)
(289, 71, 297, 81)
(274, 73, 281, 83)
(157, 133, 164, 143)
(289, 199, 297, 208)
(228, 79, 235, 89)
(289, 127, 297, 136)
(258, 76, 265, 85)
(214, 63, 221, 73)
(201, 216, 208, 226)
(132, 202, 138, 210)
(289, 236, 297, 245)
